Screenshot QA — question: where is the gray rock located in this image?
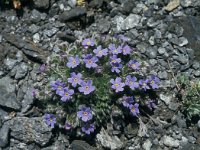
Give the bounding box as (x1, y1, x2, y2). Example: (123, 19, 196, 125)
(147, 18, 160, 28)
(30, 9, 44, 23)
(149, 36, 155, 45)
(89, 0, 103, 8)
(158, 47, 166, 55)
(97, 19, 111, 33)
(4, 58, 18, 70)
(21, 87, 35, 113)
(136, 43, 148, 53)
(0, 35, 2, 43)
(197, 120, 200, 129)
(121, 0, 135, 14)
(68, 0, 77, 8)
(162, 135, 180, 148)
(0, 123, 9, 147)
(159, 93, 172, 105)
(194, 70, 200, 77)
(178, 37, 188, 46)
(168, 102, 179, 111)
(142, 139, 152, 150)
(33, 33, 40, 43)
(188, 136, 196, 143)
(28, 24, 40, 34)
(180, 0, 192, 7)
(14, 62, 28, 79)
(146, 47, 157, 59)
(0, 77, 21, 110)
(33, 0, 49, 9)
(71, 140, 96, 150)
(43, 27, 59, 37)
(192, 61, 200, 70)
(10, 117, 52, 146)
(96, 128, 123, 150)
(149, 59, 157, 66)
(59, 7, 86, 22)
(121, 14, 141, 30)
(158, 71, 168, 79)
(173, 54, 189, 65)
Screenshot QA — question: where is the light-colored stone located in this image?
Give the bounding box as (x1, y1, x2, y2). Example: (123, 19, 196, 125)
(165, 0, 180, 11)
(162, 135, 180, 148)
(142, 139, 152, 150)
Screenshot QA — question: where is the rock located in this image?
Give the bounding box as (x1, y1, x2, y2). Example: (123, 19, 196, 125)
(165, 0, 180, 11)
(158, 47, 166, 55)
(97, 19, 111, 33)
(3, 33, 49, 63)
(57, 32, 76, 43)
(0, 123, 9, 147)
(96, 128, 123, 150)
(142, 139, 152, 150)
(197, 120, 200, 129)
(159, 93, 172, 105)
(158, 71, 168, 79)
(43, 27, 59, 37)
(162, 135, 180, 148)
(121, 0, 135, 14)
(14, 62, 28, 79)
(192, 61, 200, 70)
(178, 37, 188, 46)
(10, 117, 52, 146)
(146, 47, 157, 59)
(33, 0, 49, 9)
(59, 7, 86, 22)
(180, 0, 192, 7)
(168, 102, 179, 111)
(121, 14, 141, 30)
(89, 0, 103, 8)
(33, 33, 40, 43)
(28, 24, 40, 34)
(188, 136, 196, 143)
(0, 35, 2, 43)
(30, 9, 46, 23)
(4, 58, 18, 70)
(71, 140, 96, 150)
(68, 0, 77, 8)
(0, 77, 21, 110)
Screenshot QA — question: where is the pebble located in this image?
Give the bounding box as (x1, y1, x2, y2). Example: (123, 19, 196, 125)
(33, 33, 40, 43)
(164, 0, 180, 11)
(159, 93, 172, 105)
(142, 139, 152, 150)
(197, 120, 200, 129)
(158, 71, 168, 80)
(121, 14, 141, 30)
(162, 135, 180, 148)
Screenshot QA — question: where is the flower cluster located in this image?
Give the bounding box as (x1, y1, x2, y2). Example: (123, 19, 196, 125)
(42, 36, 160, 135)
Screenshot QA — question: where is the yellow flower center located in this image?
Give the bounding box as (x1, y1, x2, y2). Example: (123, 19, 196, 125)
(114, 49, 117, 53)
(73, 60, 76, 64)
(65, 93, 69, 96)
(151, 81, 154, 84)
(83, 112, 88, 116)
(74, 78, 78, 82)
(143, 83, 146, 86)
(131, 107, 135, 112)
(85, 86, 89, 90)
(129, 81, 133, 85)
(87, 42, 91, 45)
(99, 51, 102, 54)
(115, 84, 119, 87)
(58, 86, 62, 90)
(132, 64, 136, 68)
(88, 60, 92, 64)
(50, 118, 53, 122)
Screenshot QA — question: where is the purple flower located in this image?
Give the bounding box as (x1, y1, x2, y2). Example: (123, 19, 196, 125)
(147, 100, 156, 110)
(39, 64, 46, 73)
(122, 96, 134, 108)
(64, 122, 72, 130)
(110, 55, 121, 64)
(128, 60, 140, 71)
(149, 75, 160, 89)
(118, 34, 129, 43)
(109, 44, 122, 55)
(125, 75, 139, 90)
(44, 114, 56, 128)
(139, 79, 150, 91)
(66, 55, 81, 68)
(83, 54, 98, 68)
(110, 77, 125, 92)
(122, 45, 132, 55)
(78, 80, 95, 95)
(58, 87, 74, 102)
(68, 72, 83, 87)
(93, 45, 108, 58)
(82, 38, 95, 49)
(81, 123, 95, 135)
(111, 62, 122, 73)
(77, 107, 93, 122)
(129, 103, 139, 116)
(32, 89, 38, 97)
(50, 80, 66, 95)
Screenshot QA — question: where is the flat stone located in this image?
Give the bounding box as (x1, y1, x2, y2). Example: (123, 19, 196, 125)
(96, 128, 123, 150)
(33, 0, 49, 9)
(142, 139, 152, 150)
(0, 77, 20, 110)
(0, 123, 9, 147)
(162, 135, 180, 148)
(10, 117, 52, 146)
(165, 0, 180, 11)
(121, 14, 141, 30)
(159, 93, 172, 105)
(71, 140, 96, 150)
(59, 7, 86, 22)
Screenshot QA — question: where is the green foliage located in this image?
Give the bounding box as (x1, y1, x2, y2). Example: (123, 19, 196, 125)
(177, 75, 200, 119)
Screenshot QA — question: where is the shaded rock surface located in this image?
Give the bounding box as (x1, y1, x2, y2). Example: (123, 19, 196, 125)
(9, 117, 52, 146)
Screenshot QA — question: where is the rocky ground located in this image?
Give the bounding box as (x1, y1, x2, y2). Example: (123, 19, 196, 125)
(0, 0, 200, 149)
